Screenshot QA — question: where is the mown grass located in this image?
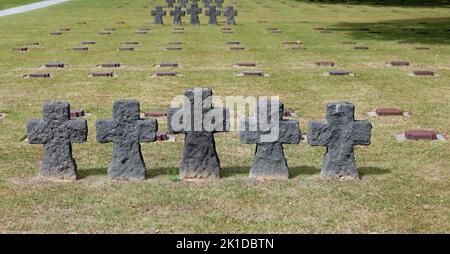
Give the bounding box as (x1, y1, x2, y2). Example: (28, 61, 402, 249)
(0, 0, 44, 10)
(0, 0, 449, 233)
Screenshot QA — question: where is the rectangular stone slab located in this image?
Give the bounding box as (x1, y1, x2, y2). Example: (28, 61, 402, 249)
(29, 73, 51, 78)
(230, 47, 245, 50)
(376, 108, 404, 116)
(166, 47, 182, 50)
(119, 47, 135, 51)
(156, 131, 169, 141)
(329, 70, 352, 76)
(50, 32, 62, 35)
(124, 41, 139, 45)
(226, 41, 240, 44)
(236, 62, 256, 67)
(413, 70, 434, 76)
(101, 63, 121, 68)
(156, 71, 178, 76)
(242, 70, 264, 76)
(12, 47, 28, 51)
(144, 111, 167, 117)
(70, 110, 85, 118)
(135, 31, 147, 34)
(81, 41, 96, 44)
(72, 47, 88, 51)
(45, 63, 64, 68)
(391, 61, 410, 66)
(354, 46, 369, 50)
(315, 61, 335, 66)
(405, 130, 437, 140)
(91, 72, 114, 77)
(99, 32, 112, 35)
(159, 62, 178, 67)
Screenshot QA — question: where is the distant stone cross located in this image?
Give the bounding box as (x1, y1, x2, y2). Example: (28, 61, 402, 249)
(27, 102, 88, 180)
(151, 6, 167, 25)
(187, 3, 202, 25)
(240, 100, 301, 180)
(171, 6, 186, 26)
(205, 6, 221, 25)
(202, 0, 212, 8)
(178, 0, 189, 8)
(166, 0, 175, 8)
(96, 100, 158, 180)
(307, 102, 372, 179)
(223, 6, 237, 25)
(215, 0, 224, 8)
(168, 88, 229, 179)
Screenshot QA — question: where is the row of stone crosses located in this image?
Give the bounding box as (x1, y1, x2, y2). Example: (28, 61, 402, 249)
(151, 0, 238, 26)
(27, 88, 373, 182)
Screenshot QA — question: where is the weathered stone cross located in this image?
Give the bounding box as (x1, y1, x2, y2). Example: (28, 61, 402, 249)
(96, 100, 158, 180)
(166, 0, 176, 8)
(170, 6, 186, 26)
(215, 0, 224, 8)
(307, 102, 372, 179)
(205, 6, 221, 25)
(168, 88, 229, 180)
(27, 102, 88, 180)
(187, 3, 202, 25)
(223, 6, 237, 25)
(240, 99, 301, 180)
(202, 0, 212, 8)
(151, 6, 167, 25)
(178, 0, 189, 8)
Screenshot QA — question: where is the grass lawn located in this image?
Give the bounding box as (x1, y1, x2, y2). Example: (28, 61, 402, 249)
(0, 0, 44, 10)
(0, 0, 449, 233)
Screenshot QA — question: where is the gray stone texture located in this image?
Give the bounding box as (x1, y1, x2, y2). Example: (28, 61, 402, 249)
(307, 102, 372, 179)
(240, 100, 301, 180)
(27, 102, 88, 180)
(151, 6, 166, 25)
(168, 88, 229, 180)
(215, 0, 224, 8)
(187, 3, 202, 25)
(166, 0, 175, 8)
(96, 100, 158, 180)
(170, 6, 186, 26)
(178, 0, 188, 8)
(223, 6, 237, 25)
(205, 6, 221, 25)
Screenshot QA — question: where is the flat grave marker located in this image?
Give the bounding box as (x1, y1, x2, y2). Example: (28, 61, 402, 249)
(70, 110, 85, 118)
(315, 61, 335, 67)
(157, 62, 179, 67)
(389, 61, 410, 66)
(45, 62, 65, 68)
(90, 72, 114, 77)
(412, 70, 435, 76)
(368, 108, 409, 117)
(396, 130, 447, 142)
(100, 63, 121, 68)
(237, 70, 269, 77)
(326, 70, 354, 76)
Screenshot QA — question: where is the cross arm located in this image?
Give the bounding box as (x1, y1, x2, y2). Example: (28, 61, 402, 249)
(167, 108, 185, 134)
(278, 120, 301, 144)
(352, 120, 372, 145)
(206, 107, 230, 133)
(307, 120, 329, 146)
(68, 119, 88, 143)
(95, 119, 114, 143)
(27, 119, 46, 144)
(138, 118, 158, 142)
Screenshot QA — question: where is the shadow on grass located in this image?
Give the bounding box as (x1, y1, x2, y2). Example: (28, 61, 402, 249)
(221, 166, 322, 178)
(295, 0, 450, 7)
(359, 166, 391, 177)
(77, 167, 178, 179)
(329, 17, 450, 44)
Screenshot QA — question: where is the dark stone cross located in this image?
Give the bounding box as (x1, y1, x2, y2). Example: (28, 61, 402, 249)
(27, 102, 88, 180)
(171, 6, 186, 26)
(96, 100, 158, 180)
(151, 6, 167, 25)
(240, 100, 301, 180)
(215, 0, 224, 8)
(166, 0, 175, 8)
(187, 3, 202, 25)
(178, 0, 189, 8)
(202, 0, 212, 8)
(307, 102, 372, 179)
(168, 88, 230, 180)
(205, 6, 221, 25)
(223, 6, 237, 25)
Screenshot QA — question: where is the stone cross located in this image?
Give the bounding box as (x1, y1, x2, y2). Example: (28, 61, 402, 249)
(202, 0, 212, 8)
(170, 6, 186, 26)
(168, 88, 229, 179)
(215, 0, 224, 8)
(96, 100, 158, 180)
(240, 100, 301, 180)
(27, 102, 88, 180)
(151, 6, 167, 25)
(187, 3, 202, 25)
(307, 102, 372, 179)
(178, 0, 189, 8)
(223, 6, 237, 25)
(166, 0, 175, 8)
(205, 6, 221, 25)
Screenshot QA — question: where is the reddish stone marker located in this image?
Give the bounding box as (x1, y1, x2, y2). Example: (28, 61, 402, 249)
(119, 47, 135, 51)
(45, 62, 65, 68)
(315, 61, 335, 67)
(156, 131, 169, 141)
(124, 41, 139, 45)
(242, 70, 264, 76)
(144, 111, 167, 117)
(413, 70, 434, 76)
(166, 47, 182, 51)
(391, 61, 410, 66)
(284, 109, 295, 117)
(376, 108, 404, 116)
(236, 62, 257, 67)
(12, 47, 28, 51)
(25, 42, 39, 46)
(230, 46, 245, 50)
(159, 62, 178, 67)
(72, 47, 89, 51)
(405, 130, 437, 140)
(354, 46, 369, 50)
(156, 71, 178, 77)
(328, 70, 352, 76)
(342, 41, 357, 45)
(101, 63, 121, 68)
(70, 110, 85, 118)
(91, 72, 114, 77)
(282, 41, 301, 45)
(29, 73, 51, 78)
(226, 41, 240, 45)
(99, 32, 112, 35)
(81, 41, 96, 45)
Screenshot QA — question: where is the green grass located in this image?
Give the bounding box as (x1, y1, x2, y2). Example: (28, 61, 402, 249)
(0, 0, 44, 10)
(0, 0, 449, 233)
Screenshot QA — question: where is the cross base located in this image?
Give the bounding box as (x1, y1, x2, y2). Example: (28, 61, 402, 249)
(249, 143, 289, 180)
